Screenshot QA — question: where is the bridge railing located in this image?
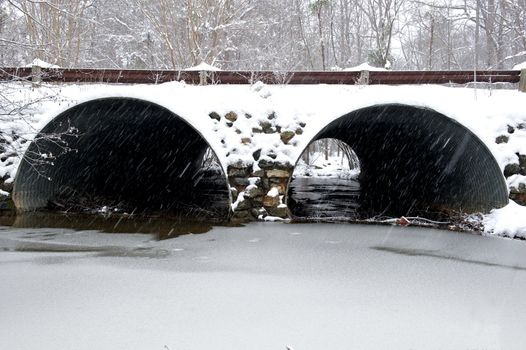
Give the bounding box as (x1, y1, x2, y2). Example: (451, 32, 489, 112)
(0, 67, 524, 90)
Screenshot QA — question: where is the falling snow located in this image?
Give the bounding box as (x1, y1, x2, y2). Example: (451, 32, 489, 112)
(1, 81, 525, 236)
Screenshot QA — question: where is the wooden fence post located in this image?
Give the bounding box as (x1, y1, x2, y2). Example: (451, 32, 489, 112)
(199, 70, 207, 85)
(520, 69, 526, 93)
(31, 64, 42, 87)
(359, 70, 370, 85)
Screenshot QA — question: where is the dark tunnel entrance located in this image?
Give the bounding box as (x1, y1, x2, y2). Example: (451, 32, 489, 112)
(12, 98, 231, 220)
(288, 104, 508, 221)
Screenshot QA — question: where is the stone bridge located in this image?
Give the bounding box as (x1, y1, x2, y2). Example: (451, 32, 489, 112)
(2, 82, 526, 222)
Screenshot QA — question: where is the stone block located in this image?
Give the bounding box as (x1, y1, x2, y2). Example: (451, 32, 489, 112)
(252, 149, 262, 161)
(510, 182, 526, 194)
(209, 112, 221, 121)
(259, 121, 273, 133)
(232, 210, 251, 220)
(231, 177, 250, 187)
(228, 167, 249, 177)
(241, 137, 252, 144)
(1, 176, 13, 193)
(251, 207, 268, 219)
(261, 178, 270, 190)
(510, 194, 526, 205)
(495, 135, 509, 144)
(245, 186, 263, 198)
(0, 198, 14, 211)
(225, 111, 238, 122)
(235, 198, 252, 210)
(263, 195, 280, 207)
(280, 131, 295, 144)
(229, 160, 248, 169)
(250, 196, 264, 207)
(258, 159, 275, 169)
(268, 206, 289, 218)
(267, 169, 291, 178)
(504, 163, 521, 177)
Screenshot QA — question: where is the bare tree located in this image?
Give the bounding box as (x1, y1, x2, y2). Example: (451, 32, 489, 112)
(7, 0, 96, 67)
(358, 0, 405, 67)
(0, 0, 524, 71)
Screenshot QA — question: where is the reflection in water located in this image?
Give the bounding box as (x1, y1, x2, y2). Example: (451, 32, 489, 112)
(288, 177, 360, 221)
(0, 211, 233, 240)
(0, 164, 234, 240)
(45, 167, 232, 220)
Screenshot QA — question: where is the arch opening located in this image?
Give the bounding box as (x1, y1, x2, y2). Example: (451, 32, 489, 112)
(287, 104, 508, 221)
(13, 98, 230, 221)
(288, 138, 361, 221)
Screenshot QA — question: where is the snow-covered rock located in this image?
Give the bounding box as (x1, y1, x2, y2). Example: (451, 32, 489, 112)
(23, 59, 60, 69)
(483, 200, 526, 239)
(343, 62, 387, 71)
(183, 62, 222, 71)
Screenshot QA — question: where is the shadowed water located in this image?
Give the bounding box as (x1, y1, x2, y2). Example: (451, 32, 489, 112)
(288, 177, 360, 221)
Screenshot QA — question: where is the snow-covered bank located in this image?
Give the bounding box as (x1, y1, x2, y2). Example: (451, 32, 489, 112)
(2, 223, 526, 350)
(484, 200, 526, 239)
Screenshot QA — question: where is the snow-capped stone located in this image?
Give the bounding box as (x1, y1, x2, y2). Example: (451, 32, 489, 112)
(266, 169, 290, 178)
(225, 111, 238, 122)
(183, 62, 222, 71)
(280, 130, 295, 144)
(24, 59, 60, 68)
(343, 62, 387, 71)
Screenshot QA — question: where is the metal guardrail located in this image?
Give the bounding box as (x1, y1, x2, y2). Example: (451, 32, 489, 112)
(0, 67, 523, 87)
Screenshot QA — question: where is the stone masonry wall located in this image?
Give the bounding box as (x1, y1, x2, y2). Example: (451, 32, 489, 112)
(212, 110, 300, 221)
(499, 122, 526, 205)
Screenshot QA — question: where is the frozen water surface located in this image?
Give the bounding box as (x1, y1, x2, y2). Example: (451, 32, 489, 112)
(1, 222, 526, 350)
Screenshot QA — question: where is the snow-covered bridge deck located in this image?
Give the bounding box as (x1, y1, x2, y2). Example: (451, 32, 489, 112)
(1, 80, 525, 236)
